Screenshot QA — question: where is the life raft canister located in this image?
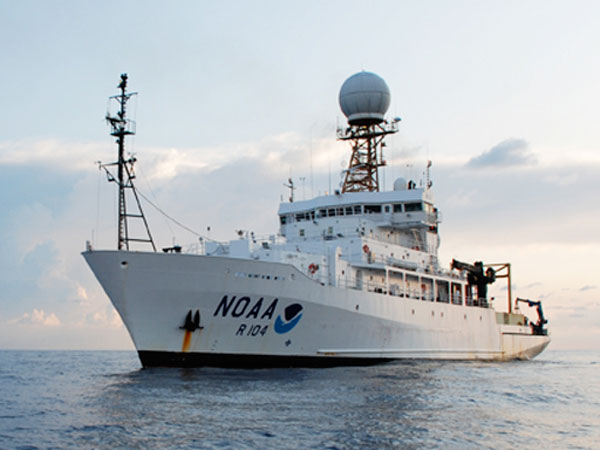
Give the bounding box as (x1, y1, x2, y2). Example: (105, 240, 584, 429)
(308, 263, 319, 274)
(363, 244, 370, 254)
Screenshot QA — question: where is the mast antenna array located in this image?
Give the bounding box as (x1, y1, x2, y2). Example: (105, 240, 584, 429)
(338, 72, 398, 193)
(99, 73, 156, 251)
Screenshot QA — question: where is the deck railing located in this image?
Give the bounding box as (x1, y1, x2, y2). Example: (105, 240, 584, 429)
(334, 274, 490, 308)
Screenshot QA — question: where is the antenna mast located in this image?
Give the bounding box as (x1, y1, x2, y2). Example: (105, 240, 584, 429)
(337, 72, 398, 193)
(283, 178, 295, 202)
(337, 121, 398, 192)
(100, 74, 156, 251)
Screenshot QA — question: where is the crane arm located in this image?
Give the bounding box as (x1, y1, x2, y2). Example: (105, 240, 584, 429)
(516, 298, 548, 335)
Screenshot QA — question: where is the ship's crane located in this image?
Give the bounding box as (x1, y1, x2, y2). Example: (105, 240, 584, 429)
(451, 259, 496, 302)
(516, 298, 548, 336)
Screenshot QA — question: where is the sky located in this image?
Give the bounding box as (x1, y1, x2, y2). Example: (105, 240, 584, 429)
(0, 0, 598, 350)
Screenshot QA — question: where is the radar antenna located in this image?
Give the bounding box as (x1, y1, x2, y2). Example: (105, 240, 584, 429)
(99, 74, 156, 251)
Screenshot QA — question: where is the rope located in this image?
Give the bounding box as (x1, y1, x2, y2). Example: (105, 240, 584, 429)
(135, 188, 204, 238)
(136, 163, 176, 237)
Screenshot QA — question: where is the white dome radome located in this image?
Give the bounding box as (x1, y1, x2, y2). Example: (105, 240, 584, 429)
(393, 177, 408, 191)
(339, 71, 391, 126)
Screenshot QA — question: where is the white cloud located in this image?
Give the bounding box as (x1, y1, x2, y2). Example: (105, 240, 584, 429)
(81, 307, 123, 329)
(0, 139, 106, 170)
(14, 308, 61, 327)
(76, 285, 89, 301)
(0, 132, 344, 184)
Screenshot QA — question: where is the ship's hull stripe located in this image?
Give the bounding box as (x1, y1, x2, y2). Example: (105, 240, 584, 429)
(138, 351, 393, 368)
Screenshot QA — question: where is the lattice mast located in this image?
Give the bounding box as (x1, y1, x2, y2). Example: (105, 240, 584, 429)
(101, 74, 156, 251)
(337, 72, 399, 193)
(337, 122, 398, 192)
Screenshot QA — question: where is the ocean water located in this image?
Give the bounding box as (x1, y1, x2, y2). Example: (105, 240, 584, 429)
(0, 350, 598, 449)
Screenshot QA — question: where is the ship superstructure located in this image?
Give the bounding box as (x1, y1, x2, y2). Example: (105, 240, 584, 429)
(83, 72, 550, 367)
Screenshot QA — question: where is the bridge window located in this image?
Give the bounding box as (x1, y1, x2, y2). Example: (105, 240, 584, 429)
(318, 209, 327, 218)
(354, 205, 362, 214)
(328, 208, 336, 216)
(279, 215, 287, 225)
(336, 207, 345, 216)
(405, 202, 423, 212)
(364, 205, 382, 214)
(345, 206, 353, 215)
(393, 204, 403, 213)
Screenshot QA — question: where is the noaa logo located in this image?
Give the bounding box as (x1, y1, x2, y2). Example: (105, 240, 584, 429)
(274, 303, 303, 334)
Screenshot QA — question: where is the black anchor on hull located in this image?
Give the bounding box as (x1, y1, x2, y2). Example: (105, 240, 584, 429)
(180, 310, 203, 332)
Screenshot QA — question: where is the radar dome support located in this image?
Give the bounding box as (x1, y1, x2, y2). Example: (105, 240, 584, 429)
(338, 71, 398, 193)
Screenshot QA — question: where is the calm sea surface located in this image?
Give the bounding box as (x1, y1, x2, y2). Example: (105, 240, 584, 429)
(0, 350, 598, 449)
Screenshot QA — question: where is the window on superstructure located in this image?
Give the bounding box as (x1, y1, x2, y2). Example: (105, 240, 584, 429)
(393, 204, 403, 213)
(405, 202, 423, 212)
(384, 205, 390, 213)
(318, 209, 327, 218)
(436, 280, 450, 303)
(354, 205, 362, 214)
(451, 282, 463, 305)
(299, 229, 305, 237)
(310, 210, 315, 220)
(280, 215, 287, 225)
(406, 274, 419, 299)
(364, 205, 382, 214)
(328, 208, 336, 217)
(345, 206, 353, 215)
(336, 207, 344, 216)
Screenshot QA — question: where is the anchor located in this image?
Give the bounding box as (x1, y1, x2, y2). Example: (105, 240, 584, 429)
(180, 310, 203, 332)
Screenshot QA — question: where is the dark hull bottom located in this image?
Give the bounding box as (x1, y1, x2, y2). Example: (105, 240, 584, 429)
(138, 351, 394, 368)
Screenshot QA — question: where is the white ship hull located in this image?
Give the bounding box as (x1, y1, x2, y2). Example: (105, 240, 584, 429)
(83, 250, 550, 367)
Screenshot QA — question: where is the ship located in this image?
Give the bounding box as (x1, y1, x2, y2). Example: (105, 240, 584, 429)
(83, 72, 550, 368)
